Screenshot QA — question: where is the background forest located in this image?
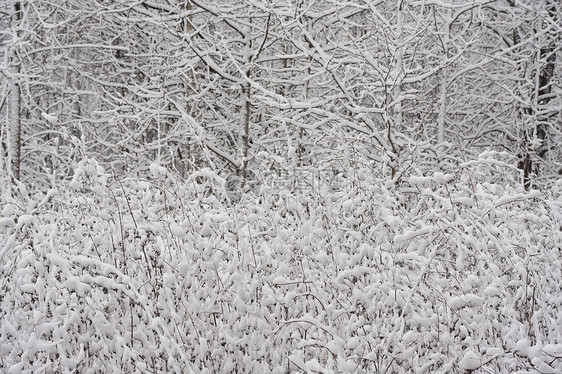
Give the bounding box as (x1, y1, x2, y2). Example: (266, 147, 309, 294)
(1, 0, 561, 373)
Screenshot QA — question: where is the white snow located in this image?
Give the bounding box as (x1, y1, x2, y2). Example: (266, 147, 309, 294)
(41, 112, 58, 124)
(447, 294, 484, 310)
(459, 350, 480, 370)
(149, 163, 167, 178)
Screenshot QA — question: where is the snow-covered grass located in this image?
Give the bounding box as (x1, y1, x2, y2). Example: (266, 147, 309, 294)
(1, 155, 561, 373)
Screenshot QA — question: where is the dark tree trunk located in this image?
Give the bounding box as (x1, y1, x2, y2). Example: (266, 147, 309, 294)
(518, 0, 558, 190)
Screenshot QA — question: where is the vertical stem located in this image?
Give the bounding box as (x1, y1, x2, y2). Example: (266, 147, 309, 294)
(8, 1, 22, 181)
(242, 76, 251, 176)
(241, 15, 253, 177)
(436, 7, 451, 144)
(436, 72, 447, 144)
(393, 0, 404, 131)
(8, 80, 21, 181)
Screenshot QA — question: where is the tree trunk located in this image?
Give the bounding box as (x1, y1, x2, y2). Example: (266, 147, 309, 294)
(8, 1, 22, 181)
(519, 0, 558, 190)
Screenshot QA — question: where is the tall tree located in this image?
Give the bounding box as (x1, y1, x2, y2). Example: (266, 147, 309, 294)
(1, 1, 23, 181)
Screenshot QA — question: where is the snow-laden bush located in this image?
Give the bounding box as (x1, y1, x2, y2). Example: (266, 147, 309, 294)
(1, 155, 561, 373)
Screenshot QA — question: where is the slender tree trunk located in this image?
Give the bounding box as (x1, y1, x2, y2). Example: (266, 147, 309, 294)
(8, 79, 21, 181)
(518, 0, 558, 190)
(436, 72, 447, 144)
(240, 15, 254, 177)
(393, 0, 404, 131)
(242, 76, 251, 176)
(8, 1, 22, 181)
(436, 8, 451, 144)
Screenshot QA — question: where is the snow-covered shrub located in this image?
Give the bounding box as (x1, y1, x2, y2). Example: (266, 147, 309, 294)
(1, 153, 560, 373)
